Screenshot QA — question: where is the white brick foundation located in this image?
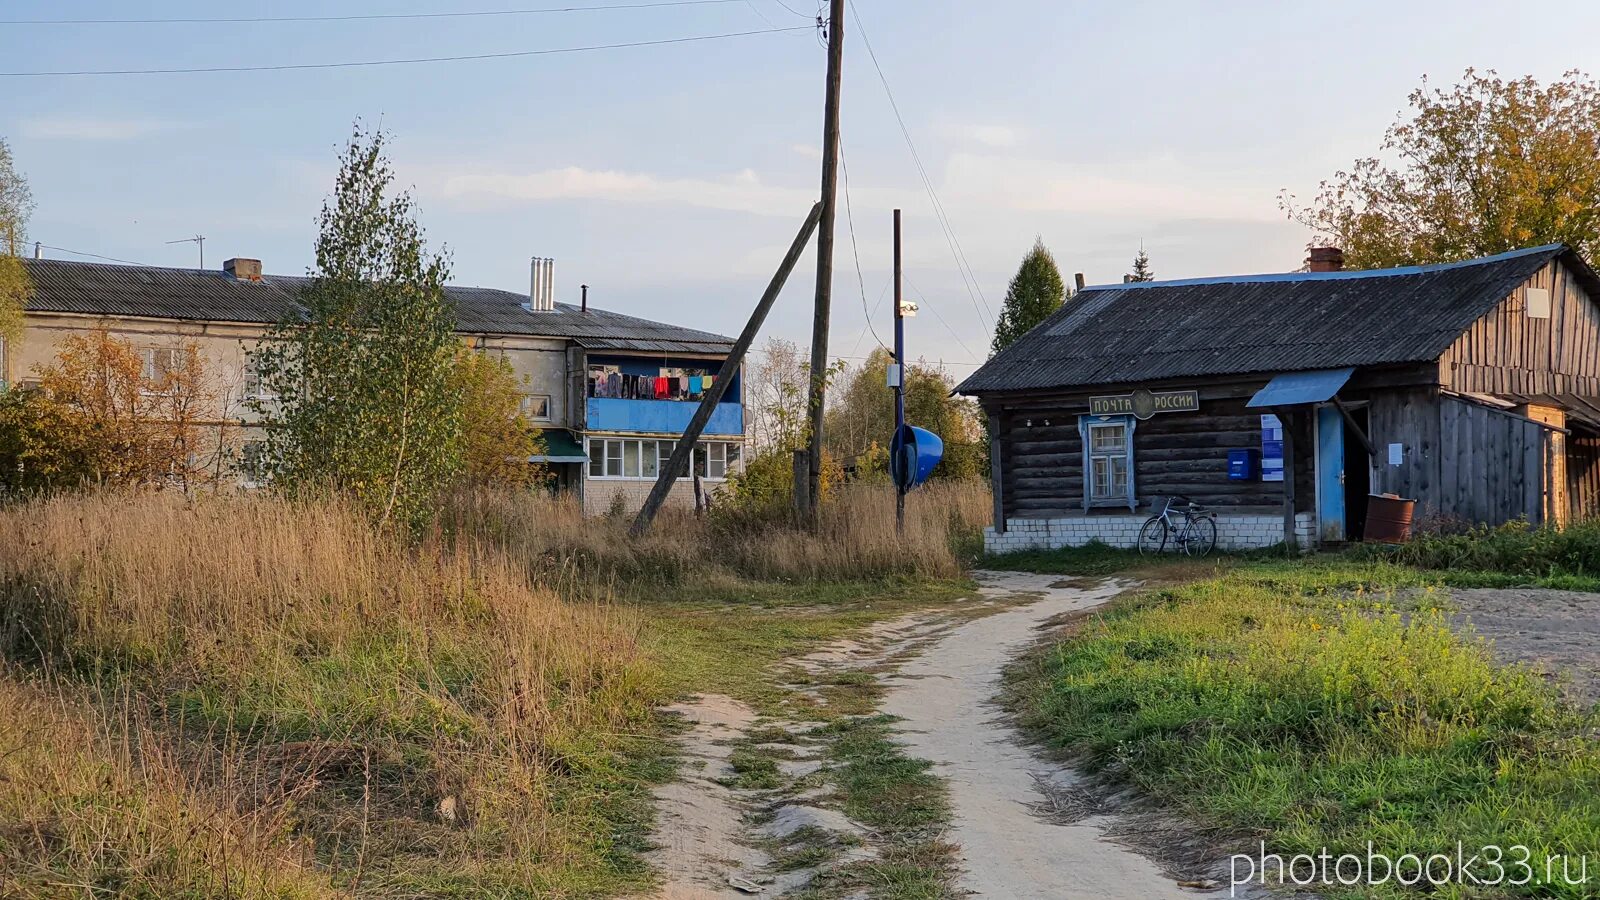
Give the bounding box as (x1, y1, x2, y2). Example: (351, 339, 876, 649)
(985, 511, 1318, 554)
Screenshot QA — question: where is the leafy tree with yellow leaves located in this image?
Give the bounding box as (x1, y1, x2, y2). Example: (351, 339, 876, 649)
(1285, 69, 1600, 268)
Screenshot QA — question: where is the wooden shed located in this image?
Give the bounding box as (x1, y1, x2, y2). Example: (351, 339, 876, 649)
(957, 244, 1600, 553)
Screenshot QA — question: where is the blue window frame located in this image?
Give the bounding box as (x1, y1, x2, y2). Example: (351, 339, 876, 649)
(1079, 414, 1137, 510)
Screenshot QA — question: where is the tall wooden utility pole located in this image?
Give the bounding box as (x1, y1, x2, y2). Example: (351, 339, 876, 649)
(804, 0, 845, 521)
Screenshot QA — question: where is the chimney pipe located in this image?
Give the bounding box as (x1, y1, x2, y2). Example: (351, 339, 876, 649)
(581, 283, 589, 314)
(33, 241, 40, 260)
(527, 257, 556, 311)
(1307, 246, 1344, 273)
(1073, 272, 1086, 292)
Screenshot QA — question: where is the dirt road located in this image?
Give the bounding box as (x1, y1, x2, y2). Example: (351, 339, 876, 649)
(644, 572, 1229, 898)
(881, 571, 1224, 899)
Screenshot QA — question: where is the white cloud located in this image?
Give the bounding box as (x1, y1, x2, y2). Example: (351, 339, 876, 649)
(20, 116, 180, 141)
(431, 165, 818, 216)
(791, 143, 823, 160)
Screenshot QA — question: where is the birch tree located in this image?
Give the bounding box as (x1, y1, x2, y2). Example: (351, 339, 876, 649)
(252, 126, 462, 533)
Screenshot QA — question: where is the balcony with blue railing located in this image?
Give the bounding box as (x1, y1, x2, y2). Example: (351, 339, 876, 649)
(586, 397, 743, 436)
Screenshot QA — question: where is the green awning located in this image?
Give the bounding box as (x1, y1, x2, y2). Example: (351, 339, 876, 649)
(533, 429, 588, 464)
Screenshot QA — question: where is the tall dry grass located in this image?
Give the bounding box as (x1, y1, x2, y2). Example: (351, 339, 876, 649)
(0, 480, 990, 894)
(0, 491, 656, 895)
(448, 479, 992, 592)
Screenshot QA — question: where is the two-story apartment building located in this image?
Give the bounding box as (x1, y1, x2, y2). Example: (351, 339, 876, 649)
(6, 255, 744, 513)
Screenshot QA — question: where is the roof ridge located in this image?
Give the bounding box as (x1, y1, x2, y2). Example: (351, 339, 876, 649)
(1083, 243, 1566, 292)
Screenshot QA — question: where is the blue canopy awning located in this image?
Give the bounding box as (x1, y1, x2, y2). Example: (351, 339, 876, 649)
(1246, 367, 1355, 408)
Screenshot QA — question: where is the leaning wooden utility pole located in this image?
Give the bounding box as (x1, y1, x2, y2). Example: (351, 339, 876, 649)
(631, 202, 824, 536)
(803, 0, 845, 523)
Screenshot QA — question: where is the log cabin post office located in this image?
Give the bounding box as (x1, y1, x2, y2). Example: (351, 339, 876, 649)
(958, 244, 1600, 553)
(5, 255, 744, 513)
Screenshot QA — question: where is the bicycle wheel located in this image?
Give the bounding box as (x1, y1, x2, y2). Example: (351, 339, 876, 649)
(1183, 516, 1218, 557)
(1138, 517, 1168, 555)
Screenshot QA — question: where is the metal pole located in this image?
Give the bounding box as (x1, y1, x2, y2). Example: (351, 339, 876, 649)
(894, 208, 906, 533)
(804, 0, 845, 523)
(631, 202, 824, 536)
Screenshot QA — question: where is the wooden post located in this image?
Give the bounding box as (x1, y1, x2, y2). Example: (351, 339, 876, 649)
(804, 0, 846, 523)
(630, 202, 824, 535)
(1279, 407, 1298, 554)
(988, 410, 1005, 533)
(792, 448, 810, 519)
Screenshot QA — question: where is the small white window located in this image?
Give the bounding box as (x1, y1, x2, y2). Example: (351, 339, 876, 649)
(707, 442, 727, 479)
(588, 440, 604, 477)
(142, 347, 188, 382)
(241, 356, 274, 399)
(641, 440, 659, 478)
(605, 440, 623, 477)
(520, 393, 551, 421)
(622, 440, 641, 477)
(1526, 287, 1551, 319)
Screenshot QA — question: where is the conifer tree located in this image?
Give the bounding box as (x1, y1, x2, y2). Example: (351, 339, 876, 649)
(990, 237, 1065, 356)
(1128, 247, 1154, 282)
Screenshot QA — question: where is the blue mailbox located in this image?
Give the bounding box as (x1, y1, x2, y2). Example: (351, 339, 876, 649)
(890, 424, 943, 491)
(1228, 448, 1260, 481)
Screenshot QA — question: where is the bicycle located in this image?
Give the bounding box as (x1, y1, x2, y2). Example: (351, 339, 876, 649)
(1138, 495, 1218, 556)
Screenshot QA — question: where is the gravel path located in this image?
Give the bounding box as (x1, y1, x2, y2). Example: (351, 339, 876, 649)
(1450, 587, 1600, 708)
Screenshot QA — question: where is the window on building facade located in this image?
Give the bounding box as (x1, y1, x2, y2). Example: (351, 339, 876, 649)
(587, 437, 742, 480)
(141, 347, 190, 382)
(239, 439, 271, 486)
(520, 393, 551, 422)
(1082, 416, 1135, 507)
(241, 355, 273, 400)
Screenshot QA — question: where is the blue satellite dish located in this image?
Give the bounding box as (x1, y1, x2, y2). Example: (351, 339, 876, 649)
(889, 424, 943, 491)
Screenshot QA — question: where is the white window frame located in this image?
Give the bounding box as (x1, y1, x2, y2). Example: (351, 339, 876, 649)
(241, 355, 274, 400)
(1079, 415, 1136, 510)
(586, 437, 744, 481)
(520, 393, 552, 422)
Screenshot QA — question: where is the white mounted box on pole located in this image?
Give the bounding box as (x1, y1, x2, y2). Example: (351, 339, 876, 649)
(886, 363, 902, 389)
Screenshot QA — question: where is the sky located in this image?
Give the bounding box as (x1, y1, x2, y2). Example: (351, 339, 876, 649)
(7, 0, 1600, 379)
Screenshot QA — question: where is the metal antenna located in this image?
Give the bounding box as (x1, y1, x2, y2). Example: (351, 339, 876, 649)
(165, 234, 205, 268)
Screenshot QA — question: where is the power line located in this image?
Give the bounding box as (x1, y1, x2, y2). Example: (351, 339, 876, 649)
(748, 346, 981, 369)
(838, 137, 888, 354)
(1, 0, 752, 25)
(847, 0, 994, 337)
(0, 26, 812, 76)
(35, 243, 151, 266)
(768, 0, 815, 18)
(903, 274, 979, 363)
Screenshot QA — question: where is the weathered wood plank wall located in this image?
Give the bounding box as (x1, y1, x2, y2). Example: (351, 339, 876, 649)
(1442, 259, 1600, 395)
(1436, 395, 1552, 526)
(1568, 435, 1600, 521)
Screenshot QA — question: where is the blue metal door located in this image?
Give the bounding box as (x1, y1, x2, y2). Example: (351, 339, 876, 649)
(1316, 405, 1345, 542)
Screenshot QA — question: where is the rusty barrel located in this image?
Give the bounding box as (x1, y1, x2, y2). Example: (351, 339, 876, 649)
(1365, 494, 1415, 544)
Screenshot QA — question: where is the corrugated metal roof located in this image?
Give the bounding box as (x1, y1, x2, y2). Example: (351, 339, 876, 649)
(22, 258, 735, 355)
(957, 244, 1600, 395)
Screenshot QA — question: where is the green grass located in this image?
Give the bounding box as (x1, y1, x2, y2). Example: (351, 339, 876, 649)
(1006, 558, 1600, 898)
(788, 715, 956, 900)
(637, 577, 972, 715)
(1357, 519, 1600, 592)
